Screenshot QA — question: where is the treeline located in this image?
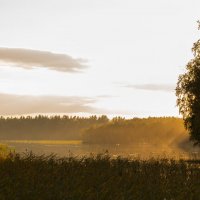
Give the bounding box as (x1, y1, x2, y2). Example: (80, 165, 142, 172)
(82, 117, 187, 145)
(0, 115, 109, 140)
(0, 115, 187, 144)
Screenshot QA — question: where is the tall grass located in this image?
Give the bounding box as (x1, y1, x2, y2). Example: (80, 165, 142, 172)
(0, 152, 200, 199)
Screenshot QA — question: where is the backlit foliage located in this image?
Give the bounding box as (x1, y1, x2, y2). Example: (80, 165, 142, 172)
(176, 21, 200, 145)
(82, 117, 186, 144)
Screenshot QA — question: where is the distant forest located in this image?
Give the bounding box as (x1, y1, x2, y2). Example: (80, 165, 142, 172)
(0, 115, 109, 140)
(82, 117, 187, 145)
(0, 116, 187, 145)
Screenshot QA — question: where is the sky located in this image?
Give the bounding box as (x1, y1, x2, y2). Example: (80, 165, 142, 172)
(0, 0, 200, 117)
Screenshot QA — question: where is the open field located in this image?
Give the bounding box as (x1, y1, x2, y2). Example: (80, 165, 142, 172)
(0, 152, 200, 200)
(0, 118, 199, 199)
(1, 139, 199, 159)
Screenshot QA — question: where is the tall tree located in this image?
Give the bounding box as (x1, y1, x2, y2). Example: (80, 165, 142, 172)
(176, 21, 200, 145)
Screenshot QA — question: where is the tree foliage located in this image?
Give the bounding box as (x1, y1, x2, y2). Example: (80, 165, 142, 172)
(83, 117, 185, 144)
(0, 116, 186, 144)
(176, 21, 200, 144)
(0, 115, 109, 140)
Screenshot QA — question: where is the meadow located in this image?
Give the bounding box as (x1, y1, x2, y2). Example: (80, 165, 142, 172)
(0, 116, 200, 199)
(0, 152, 200, 200)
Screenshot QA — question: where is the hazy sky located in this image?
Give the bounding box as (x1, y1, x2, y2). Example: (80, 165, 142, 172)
(0, 0, 199, 117)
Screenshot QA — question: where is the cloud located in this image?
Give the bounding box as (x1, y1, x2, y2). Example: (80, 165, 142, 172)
(0, 93, 96, 115)
(0, 47, 87, 72)
(125, 84, 175, 92)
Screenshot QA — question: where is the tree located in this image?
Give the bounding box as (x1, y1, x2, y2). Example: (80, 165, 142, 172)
(176, 21, 200, 145)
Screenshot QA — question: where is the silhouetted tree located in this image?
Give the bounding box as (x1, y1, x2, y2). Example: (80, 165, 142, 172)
(176, 21, 200, 145)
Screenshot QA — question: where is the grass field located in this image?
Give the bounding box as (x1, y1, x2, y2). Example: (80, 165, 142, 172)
(0, 152, 200, 200)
